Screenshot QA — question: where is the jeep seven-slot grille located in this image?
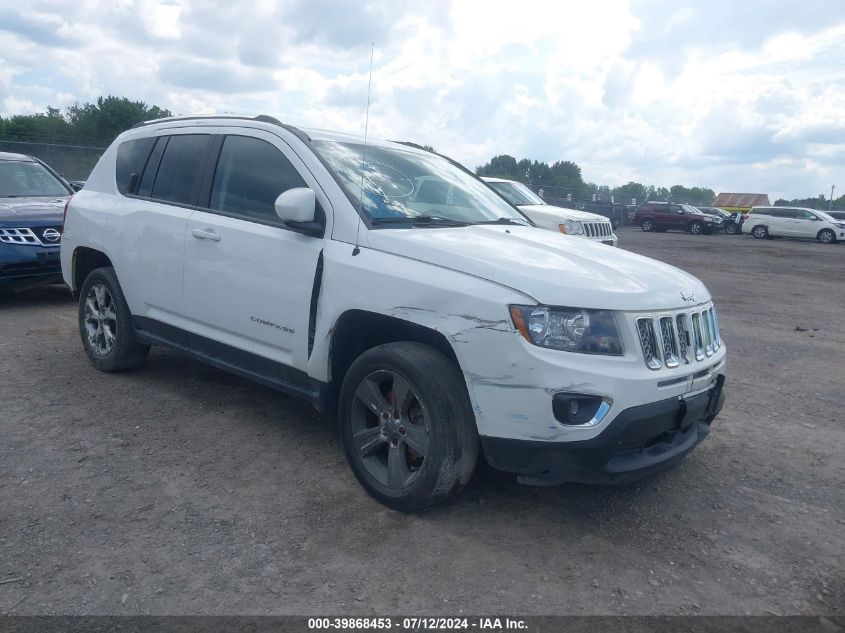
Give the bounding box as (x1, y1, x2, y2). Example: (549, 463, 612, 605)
(637, 306, 721, 371)
(583, 221, 612, 238)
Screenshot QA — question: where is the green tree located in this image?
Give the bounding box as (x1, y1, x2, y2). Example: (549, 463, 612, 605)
(65, 96, 171, 142)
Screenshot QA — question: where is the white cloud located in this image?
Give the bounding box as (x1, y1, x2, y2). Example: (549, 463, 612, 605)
(0, 0, 844, 198)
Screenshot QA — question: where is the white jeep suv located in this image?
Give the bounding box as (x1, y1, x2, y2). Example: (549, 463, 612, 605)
(60, 115, 726, 511)
(482, 176, 617, 245)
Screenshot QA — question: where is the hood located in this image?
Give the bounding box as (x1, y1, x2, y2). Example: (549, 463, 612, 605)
(0, 196, 67, 225)
(366, 225, 710, 311)
(518, 204, 609, 222)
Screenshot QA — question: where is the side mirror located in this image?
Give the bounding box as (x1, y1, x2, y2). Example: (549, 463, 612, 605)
(69, 182, 83, 193)
(274, 188, 322, 237)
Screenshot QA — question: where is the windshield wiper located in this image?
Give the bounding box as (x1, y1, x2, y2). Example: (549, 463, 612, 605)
(474, 217, 529, 226)
(370, 215, 469, 227)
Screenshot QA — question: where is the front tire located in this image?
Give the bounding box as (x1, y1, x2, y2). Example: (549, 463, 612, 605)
(751, 225, 768, 239)
(725, 222, 738, 235)
(338, 342, 479, 512)
(641, 218, 654, 232)
(688, 221, 703, 235)
(78, 267, 149, 372)
(818, 229, 836, 244)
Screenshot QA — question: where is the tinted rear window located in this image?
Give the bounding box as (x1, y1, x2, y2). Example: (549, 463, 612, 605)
(150, 135, 210, 205)
(115, 138, 153, 194)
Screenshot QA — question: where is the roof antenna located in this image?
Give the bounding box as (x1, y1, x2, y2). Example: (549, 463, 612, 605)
(352, 42, 375, 256)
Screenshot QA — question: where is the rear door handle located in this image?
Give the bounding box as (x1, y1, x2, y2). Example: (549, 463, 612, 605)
(191, 228, 221, 242)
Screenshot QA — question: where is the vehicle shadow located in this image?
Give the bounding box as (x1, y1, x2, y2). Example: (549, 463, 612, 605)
(130, 347, 677, 521)
(0, 283, 74, 308)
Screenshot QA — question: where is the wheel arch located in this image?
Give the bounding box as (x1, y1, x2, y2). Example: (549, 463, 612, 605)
(72, 247, 114, 299)
(325, 309, 462, 416)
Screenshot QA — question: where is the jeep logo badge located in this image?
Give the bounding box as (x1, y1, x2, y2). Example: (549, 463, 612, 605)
(42, 228, 61, 243)
(680, 291, 696, 303)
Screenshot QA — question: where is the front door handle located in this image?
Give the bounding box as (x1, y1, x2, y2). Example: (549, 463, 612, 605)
(191, 228, 221, 242)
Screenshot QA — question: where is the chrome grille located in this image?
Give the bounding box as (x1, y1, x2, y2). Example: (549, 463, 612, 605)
(658, 317, 679, 368)
(0, 228, 41, 245)
(636, 318, 661, 370)
(691, 313, 705, 361)
(676, 314, 690, 363)
(702, 310, 713, 357)
(583, 221, 612, 238)
(636, 305, 722, 370)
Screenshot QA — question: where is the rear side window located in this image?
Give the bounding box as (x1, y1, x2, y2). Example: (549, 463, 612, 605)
(115, 138, 153, 194)
(150, 135, 210, 205)
(137, 137, 168, 198)
(209, 135, 307, 222)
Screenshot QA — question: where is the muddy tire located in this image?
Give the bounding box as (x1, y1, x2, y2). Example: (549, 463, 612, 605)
(338, 342, 479, 512)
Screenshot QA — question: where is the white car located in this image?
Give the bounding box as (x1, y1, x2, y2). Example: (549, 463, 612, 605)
(61, 115, 725, 511)
(744, 206, 844, 243)
(482, 176, 618, 245)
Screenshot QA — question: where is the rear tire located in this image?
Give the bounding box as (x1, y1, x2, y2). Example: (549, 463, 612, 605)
(338, 342, 479, 512)
(818, 229, 836, 244)
(751, 225, 768, 239)
(641, 219, 654, 232)
(78, 267, 149, 372)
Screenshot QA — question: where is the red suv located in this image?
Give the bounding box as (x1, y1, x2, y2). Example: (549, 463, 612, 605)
(633, 202, 723, 235)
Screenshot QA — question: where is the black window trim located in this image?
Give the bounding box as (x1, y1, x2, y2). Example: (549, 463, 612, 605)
(120, 132, 213, 211)
(192, 132, 326, 237)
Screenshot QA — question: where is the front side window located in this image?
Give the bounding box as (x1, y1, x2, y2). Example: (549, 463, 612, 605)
(312, 141, 528, 226)
(796, 210, 816, 220)
(488, 181, 545, 206)
(209, 135, 306, 221)
(0, 160, 69, 197)
(150, 134, 210, 205)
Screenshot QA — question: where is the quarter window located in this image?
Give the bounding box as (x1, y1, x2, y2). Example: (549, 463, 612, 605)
(115, 138, 153, 195)
(209, 135, 307, 222)
(150, 134, 210, 205)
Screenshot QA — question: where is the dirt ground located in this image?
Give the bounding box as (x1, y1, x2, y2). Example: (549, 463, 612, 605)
(0, 228, 843, 616)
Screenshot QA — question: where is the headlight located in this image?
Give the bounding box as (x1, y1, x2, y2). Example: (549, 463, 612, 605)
(559, 220, 584, 235)
(509, 305, 623, 355)
(836, 222, 845, 229)
(703, 216, 713, 222)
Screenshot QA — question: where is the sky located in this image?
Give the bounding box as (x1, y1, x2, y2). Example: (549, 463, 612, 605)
(1, 0, 844, 199)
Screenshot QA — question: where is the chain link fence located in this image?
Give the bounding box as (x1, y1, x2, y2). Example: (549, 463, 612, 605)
(0, 136, 108, 181)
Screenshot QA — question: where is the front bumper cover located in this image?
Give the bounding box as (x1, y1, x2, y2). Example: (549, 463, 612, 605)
(0, 244, 62, 288)
(481, 375, 725, 485)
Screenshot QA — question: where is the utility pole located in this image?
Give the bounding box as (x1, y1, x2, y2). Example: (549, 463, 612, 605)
(830, 185, 836, 211)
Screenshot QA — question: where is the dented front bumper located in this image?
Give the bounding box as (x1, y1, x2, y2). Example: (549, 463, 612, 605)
(480, 376, 725, 484)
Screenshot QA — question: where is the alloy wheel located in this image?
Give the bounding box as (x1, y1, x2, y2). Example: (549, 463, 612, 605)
(83, 283, 117, 356)
(350, 370, 430, 490)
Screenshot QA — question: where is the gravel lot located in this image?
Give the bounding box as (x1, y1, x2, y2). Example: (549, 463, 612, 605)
(1, 228, 843, 616)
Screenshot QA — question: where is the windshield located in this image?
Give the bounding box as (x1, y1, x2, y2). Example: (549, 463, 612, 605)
(815, 210, 836, 222)
(312, 141, 529, 226)
(683, 204, 703, 215)
(0, 160, 69, 197)
(488, 181, 546, 206)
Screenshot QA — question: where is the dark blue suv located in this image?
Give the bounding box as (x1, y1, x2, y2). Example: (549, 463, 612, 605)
(0, 152, 73, 291)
